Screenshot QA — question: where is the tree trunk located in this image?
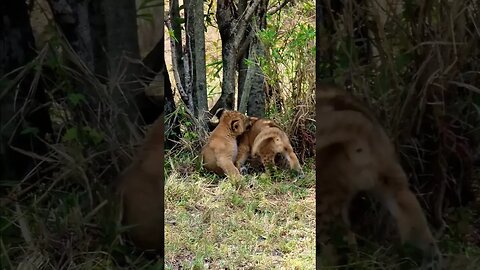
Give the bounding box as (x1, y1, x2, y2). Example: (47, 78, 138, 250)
(244, 0, 268, 117)
(47, 0, 95, 71)
(213, 0, 237, 112)
(237, 44, 249, 111)
(0, 0, 53, 181)
(238, 41, 266, 117)
(47, 0, 101, 125)
(105, 0, 164, 125)
(211, 0, 262, 114)
(88, 0, 108, 78)
(184, 0, 208, 126)
(211, 41, 237, 112)
(246, 40, 266, 117)
(185, 0, 197, 114)
(236, 2, 251, 111)
(103, 0, 140, 68)
(102, 0, 144, 134)
(317, 0, 343, 82)
(192, 0, 208, 124)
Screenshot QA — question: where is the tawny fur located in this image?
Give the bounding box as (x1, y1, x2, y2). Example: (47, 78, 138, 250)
(117, 114, 164, 251)
(201, 109, 251, 178)
(234, 117, 275, 169)
(247, 120, 302, 172)
(316, 84, 442, 268)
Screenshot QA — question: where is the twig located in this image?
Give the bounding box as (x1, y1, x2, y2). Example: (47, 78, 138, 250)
(232, 0, 262, 48)
(268, 0, 291, 15)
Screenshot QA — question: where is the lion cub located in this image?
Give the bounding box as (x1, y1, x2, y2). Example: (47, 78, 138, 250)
(117, 114, 164, 251)
(235, 117, 302, 173)
(201, 109, 251, 178)
(316, 84, 442, 268)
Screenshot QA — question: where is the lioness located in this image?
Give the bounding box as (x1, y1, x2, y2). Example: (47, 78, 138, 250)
(201, 109, 251, 178)
(235, 117, 303, 173)
(316, 84, 442, 268)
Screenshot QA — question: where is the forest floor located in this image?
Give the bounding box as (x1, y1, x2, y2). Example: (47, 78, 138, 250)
(163, 152, 480, 270)
(164, 152, 316, 269)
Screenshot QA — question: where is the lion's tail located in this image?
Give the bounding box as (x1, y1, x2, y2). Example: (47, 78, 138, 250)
(316, 110, 376, 150)
(251, 127, 285, 157)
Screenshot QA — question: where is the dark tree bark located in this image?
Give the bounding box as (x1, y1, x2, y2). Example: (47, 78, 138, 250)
(236, 0, 249, 109)
(47, 0, 163, 126)
(103, 0, 140, 68)
(47, 0, 95, 71)
(101, 0, 143, 129)
(0, 0, 53, 181)
(317, 0, 343, 83)
(238, 0, 268, 117)
(246, 41, 266, 117)
(83, 0, 163, 131)
(184, 0, 196, 113)
(88, 0, 108, 78)
(46, 0, 102, 126)
(211, 0, 262, 113)
(185, 0, 208, 123)
(238, 39, 266, 117)
(191, 0, 208, 122)
(213, 0, 238, 112)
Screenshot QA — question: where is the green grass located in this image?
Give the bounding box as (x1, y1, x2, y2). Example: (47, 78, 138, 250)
(164, 150, 480, 269)
(164, 153, 315, 269)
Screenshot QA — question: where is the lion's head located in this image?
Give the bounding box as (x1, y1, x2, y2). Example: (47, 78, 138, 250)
(210, 108, 252, 136)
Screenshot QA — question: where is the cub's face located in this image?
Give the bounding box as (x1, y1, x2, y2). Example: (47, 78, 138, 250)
(220, 110, 251, 136)
(208, 108, 254, 135)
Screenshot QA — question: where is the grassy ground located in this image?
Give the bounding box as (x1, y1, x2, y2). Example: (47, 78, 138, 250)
(164, 152, 315, 270)
(163, 151, 480, 270)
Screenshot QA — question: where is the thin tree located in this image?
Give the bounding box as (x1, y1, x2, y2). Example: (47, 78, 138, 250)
(167, 0, 208, 128)
(186, 0, 208, 125)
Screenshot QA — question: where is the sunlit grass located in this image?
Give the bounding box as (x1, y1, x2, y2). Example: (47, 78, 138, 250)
(164, 153, 315, 269)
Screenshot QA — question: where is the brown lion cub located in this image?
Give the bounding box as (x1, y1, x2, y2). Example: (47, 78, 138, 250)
(316, 84, 442, 269)
(201, 109, 251, 178)
(235, 117, 302, 173)
(117, 114, 164, 251)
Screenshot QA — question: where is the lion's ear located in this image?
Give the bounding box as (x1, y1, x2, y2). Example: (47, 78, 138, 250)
(214, 108, 226, 119)
(249, 116, 259, 123)
(208, 118, 219, 131)
(208, 108, 226, 131)
(231, 119, 241, 133)
(245, 116, 257, 130)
